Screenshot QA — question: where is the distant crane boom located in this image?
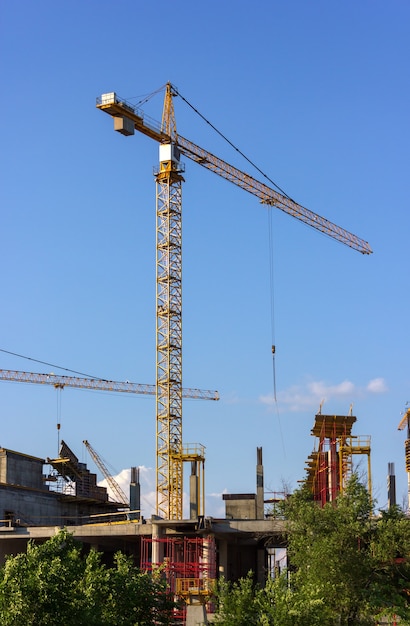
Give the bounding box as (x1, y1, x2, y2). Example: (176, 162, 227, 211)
(0, 369, 219, 401)
(83, 439, 129, 507)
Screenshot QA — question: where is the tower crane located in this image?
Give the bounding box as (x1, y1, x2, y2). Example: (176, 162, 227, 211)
(398, 406, 410, 511)
(97, 84, 372, 520)
(83, 439, 129, 507)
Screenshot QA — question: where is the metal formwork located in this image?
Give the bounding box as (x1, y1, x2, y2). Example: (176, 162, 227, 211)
(304, 413, 371, 505)
(141, 535, 216, 621)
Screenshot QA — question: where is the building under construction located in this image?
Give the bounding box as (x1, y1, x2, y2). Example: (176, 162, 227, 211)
(0, 440, 285, 625)
(0, 83, 375, 625)
(0, 410, 375, 625)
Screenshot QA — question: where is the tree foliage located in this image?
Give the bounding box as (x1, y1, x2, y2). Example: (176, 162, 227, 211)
(214, 476, 410, 625)
(0, 529, 175, 626)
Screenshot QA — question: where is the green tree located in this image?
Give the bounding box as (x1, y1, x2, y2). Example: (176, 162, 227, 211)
(0, 529, 175, 626)
(213, 572, 263, 626)
(213, 572, 328, 626)
(213, 476, 410, 625)
(283, 477, 410, 624)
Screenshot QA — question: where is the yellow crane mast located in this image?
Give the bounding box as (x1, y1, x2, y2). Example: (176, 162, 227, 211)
(96, 84, 372, 520)
(155, 84, 185, 519)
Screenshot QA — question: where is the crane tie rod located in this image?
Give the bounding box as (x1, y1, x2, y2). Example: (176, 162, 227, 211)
(172, 86, 372, 255)
(173, 86, 292, 201)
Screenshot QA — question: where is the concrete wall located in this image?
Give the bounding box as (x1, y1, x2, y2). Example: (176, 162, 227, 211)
(0, 446, 121, 528)
(223, 494, 256, 519)
(0, 449, 46, 490)
(0, 485, 65, 525)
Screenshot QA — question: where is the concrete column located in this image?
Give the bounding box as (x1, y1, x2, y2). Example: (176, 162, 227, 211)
(130, 467, 141, 521)
(152, 522, 164, 565)
(388, 462, 396, 509)
(256, 548, 266, 586)
(190, 461, 199, 520)
(256, 447, 264, 520)
(218, 538, 228, 578)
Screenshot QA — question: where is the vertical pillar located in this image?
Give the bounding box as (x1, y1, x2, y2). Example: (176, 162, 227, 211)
(129, 466, 141, 521)
(387, 462, 396, 509)
(256, 548, 266, 585)
(328, 442, 338, 501)
(152, 522, 164, 566)
(218, 539, 228, 579)
(190, 461, 199, 520)
(256, 447, 264, 520)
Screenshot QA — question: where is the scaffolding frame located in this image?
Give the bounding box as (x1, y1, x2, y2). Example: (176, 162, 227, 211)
(141, 536, 216, 622)
(304, 413, 371, 505)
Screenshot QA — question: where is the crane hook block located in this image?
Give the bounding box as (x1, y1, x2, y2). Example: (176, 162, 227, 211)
(271, 345, 276, 354)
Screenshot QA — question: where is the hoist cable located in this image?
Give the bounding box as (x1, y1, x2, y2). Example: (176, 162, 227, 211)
(175, 86, 289, 456)
(262, 209, 289, 459)
(174, 87, 293, 201)
(267, 209, 286, 459)
(268, 208, 277, 402)
(56, 386, 62, 455)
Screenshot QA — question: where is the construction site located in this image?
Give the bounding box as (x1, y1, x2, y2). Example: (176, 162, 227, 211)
(1, 84, 406, 625)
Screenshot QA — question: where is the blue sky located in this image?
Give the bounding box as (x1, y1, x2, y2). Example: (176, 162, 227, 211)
(1, 1, 409, 517)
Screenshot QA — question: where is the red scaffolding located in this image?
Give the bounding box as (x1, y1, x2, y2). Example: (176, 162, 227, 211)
(141, 535, 216, 622)
(304, 413, 370, 506)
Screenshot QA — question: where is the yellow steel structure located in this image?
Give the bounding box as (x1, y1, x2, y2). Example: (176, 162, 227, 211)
(338, 435, 372, 496)
(83, 439, 129, 507)
(96, 86, 372, 254)
(155, 84, 185, 518)
(398, 407, 410, 511)
(96, 84, 372, 520)
(0, 368, 218, 401)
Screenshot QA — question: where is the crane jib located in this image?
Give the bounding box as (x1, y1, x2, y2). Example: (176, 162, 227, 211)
(96, 93, 372, 255)
(176, 135, 372, 255)
(0, 369, 219, 401)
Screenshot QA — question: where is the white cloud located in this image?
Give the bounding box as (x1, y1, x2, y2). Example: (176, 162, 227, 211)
(100, 467, 227, 519)
(100, 466, 156, 518)
(366, 377, 388, 393)
(259, 376, 388, 412)
(308, 379, 355, 397)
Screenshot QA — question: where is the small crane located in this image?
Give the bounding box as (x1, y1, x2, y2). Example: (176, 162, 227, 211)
(97, 84, 372, 520)
(83, 439, 129, 507)
(398, 406, 410, 511)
